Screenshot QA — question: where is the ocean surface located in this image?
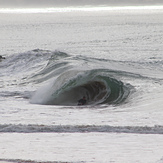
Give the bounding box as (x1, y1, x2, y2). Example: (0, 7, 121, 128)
(0, 6, 163, 163)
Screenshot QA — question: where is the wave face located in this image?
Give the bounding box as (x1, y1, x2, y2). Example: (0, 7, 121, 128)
(30, 50, 132, 106)
(31, 69, 130, 106)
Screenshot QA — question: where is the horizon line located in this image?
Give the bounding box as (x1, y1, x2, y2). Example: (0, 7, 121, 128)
(0, 5, 163, 13)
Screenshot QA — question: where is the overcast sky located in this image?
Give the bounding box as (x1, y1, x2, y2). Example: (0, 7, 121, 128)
(0, 0, 163, 8)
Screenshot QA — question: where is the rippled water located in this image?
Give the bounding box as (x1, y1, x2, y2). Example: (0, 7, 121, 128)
(0, 7, 163, 163)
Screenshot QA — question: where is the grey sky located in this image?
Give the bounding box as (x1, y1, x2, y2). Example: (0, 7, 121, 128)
(0, 0, 163, 8)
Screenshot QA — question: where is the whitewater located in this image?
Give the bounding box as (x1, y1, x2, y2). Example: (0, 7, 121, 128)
(0, 6, 163, 163)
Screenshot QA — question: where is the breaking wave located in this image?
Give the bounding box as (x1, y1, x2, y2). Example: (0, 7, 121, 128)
(31, 70, 131, 106)
(30, 51, 131, 106)
(1, 49, 132, 106)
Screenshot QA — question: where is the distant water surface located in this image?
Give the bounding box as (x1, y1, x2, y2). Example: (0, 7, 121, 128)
(0, 7, 163, 163)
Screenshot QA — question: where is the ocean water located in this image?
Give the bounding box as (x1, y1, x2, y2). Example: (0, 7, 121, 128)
(0, 7, 163, 163)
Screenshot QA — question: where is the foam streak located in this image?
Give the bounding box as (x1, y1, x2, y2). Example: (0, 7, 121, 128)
(0, 124, 163, 134)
